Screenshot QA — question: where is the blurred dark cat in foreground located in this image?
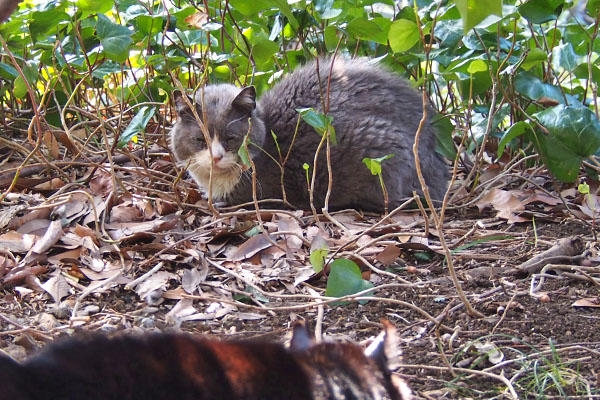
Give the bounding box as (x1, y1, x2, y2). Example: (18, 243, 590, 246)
(171, 57, 448, 212)
(0, 321, 410, 400)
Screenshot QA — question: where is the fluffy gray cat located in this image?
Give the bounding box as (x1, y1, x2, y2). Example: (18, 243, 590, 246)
(171, 57, 448, 211)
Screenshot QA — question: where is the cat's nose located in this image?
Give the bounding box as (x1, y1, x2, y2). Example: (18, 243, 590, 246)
(213, 154, 223, 163)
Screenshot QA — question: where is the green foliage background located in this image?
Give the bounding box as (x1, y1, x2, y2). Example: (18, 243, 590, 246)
(2, 0, 600, 184)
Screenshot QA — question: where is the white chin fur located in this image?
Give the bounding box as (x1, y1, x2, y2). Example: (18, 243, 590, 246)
(186, 150, 241, 199)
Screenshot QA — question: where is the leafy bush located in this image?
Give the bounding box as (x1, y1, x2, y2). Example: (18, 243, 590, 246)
(1, 0, 600, 184)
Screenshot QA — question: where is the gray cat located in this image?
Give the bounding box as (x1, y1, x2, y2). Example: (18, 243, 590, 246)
(170, 57, 448, 212)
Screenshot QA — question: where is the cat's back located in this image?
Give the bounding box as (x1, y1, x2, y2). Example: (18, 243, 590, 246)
(3, 324, 410, 400)
(259, 57, 424, 124)
(19, 333, 312, 400)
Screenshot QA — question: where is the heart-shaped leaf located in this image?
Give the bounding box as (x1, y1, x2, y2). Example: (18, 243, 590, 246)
(309, 234, 328, 273)
(388, 19, 420, 53)
(531, 105, 600, 182)
(325, 259, 373, 305)
(362, 154, 395, 176)
(297, 107, 337, 145)
(455, 0, 503, 33)
(96, 14, 133, 63)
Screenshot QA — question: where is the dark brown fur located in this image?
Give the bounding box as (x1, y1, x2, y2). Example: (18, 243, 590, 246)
(0, 322, 410, 400)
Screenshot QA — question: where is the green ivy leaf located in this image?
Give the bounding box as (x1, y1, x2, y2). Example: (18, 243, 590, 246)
(552, 42, 579, 72)
(587, 0, 600, 13)
(515, 71, 582, 107)
(531, 105, 600, 182)
(238, 132, 252, 168)
(535, 105, 600, 157)
(529, 130, 582, 182)
(234, 286, 268, 303)
(574, 63, 600, 82)
(362, 158, 381, 175)
(29, 7, 70, 42)
(13, 76, 28, 99)
(230, 0, 299, 29)
(498, 121, 532, 158)
(518, 0, 564, 24)
(325, 259, 374, 305)
(467, 59, 488, 74)
(521, 47, 548, 71)
(251, 36, 279, 65)
(434, 116, 457, 159)
(96, 14, 133, 63)
(76, 0, 112, 14)
(321, 8, 342, 19)
(271, 0, 300, 30)
(134, 15, 166, 36)
(578, 181, 590, 195)
(12, 61, 39, 99)
(362, 154, 395, 176)
(347, 17, 384, 43)
(309, 234, 328, 273)
(435, 19, 464, 50)
(0, 62, 18, 80)
(388, 19, 420, 53)
(229, 0, 272, 15)
(323, 25, 339, 50)
(455, 0, 503, 34)
(296, 108, 337, 145)
(118, 106, 156, 148)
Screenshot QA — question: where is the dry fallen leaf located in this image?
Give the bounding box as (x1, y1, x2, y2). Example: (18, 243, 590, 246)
(133, 270, 174, 299)
(110, 202, 144, 223)
(277, 215, 304, 251)
(165, 298, 197, 325)
(41, 274, 70, 304)
(572, 297, 600, 308)
(0, 231, 38, 253)
(21, 220, 64, 266)
(184, 11, 208, 28)
(30, 220, 64, 255)
(17, 219, 50, 236)
(375, 244, 401, 266)
(476, 189, 528, 223)
(182, 266, 208, 294)
(231, 233, 274, 261)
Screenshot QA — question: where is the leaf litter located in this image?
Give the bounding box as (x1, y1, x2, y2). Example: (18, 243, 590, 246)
(1, 137, 599, 398)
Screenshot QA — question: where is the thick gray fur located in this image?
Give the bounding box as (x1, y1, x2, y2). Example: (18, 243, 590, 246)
(171, 57, 449, 211)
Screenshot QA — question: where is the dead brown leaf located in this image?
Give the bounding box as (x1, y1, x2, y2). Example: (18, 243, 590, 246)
(0, 231, 38, 253)
(375, 244, 401, 266)
(572, 297, 600, 308)
(41, 274, 70, 304)
(476, 189, 528, 223)
(231, 233, 274, 261)
(42, 130, 60, 159)
(26, 219, 64, 257)
(184, 11, 208, 28)
(276, 215, 303, 251)
(110, 202, 144, 223)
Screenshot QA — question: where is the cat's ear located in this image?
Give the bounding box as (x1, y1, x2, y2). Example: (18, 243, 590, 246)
(173, 90, 194, 118)
(231, 86, 256, 115)
(364, 320, 400, 369)
(289, 320, 314, 351)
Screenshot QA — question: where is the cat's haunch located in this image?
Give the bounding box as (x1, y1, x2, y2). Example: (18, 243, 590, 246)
(1, 321, 411, 400)
(171, 57, 449, 211)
